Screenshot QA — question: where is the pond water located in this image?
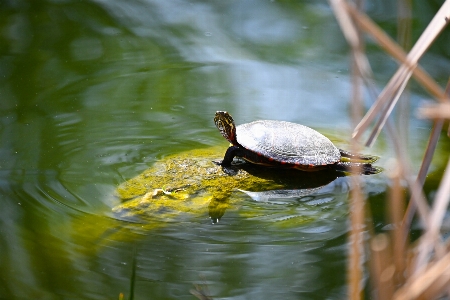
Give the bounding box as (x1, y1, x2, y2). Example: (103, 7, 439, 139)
(1, 1, 449, 299)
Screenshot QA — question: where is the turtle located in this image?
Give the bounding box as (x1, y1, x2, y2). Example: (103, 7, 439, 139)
(214, 111, 380, 175)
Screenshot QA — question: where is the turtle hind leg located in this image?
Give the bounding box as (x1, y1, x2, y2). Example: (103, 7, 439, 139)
(339, 149, 379, 164)
(334, 161, 383, 175)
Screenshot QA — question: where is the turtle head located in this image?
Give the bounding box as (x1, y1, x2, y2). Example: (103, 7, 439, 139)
(214, 111, 237, 145)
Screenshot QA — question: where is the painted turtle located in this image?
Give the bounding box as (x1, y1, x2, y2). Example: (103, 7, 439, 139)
(214, 111, 380, 174)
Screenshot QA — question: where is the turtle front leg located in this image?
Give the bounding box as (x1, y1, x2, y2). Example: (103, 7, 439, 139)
(221, 145, 244, 166)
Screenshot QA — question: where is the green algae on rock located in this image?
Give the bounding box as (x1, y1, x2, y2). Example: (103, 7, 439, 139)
(113, 146, 340, 223)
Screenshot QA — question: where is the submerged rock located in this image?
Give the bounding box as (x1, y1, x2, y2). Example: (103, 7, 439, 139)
(113, 146, 341, 223)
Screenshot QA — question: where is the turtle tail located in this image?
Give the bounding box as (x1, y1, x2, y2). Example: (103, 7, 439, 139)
(334, 162, 382, 175)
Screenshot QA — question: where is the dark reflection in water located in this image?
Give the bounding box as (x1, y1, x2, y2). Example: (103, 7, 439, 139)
(0, 0, 448, 299)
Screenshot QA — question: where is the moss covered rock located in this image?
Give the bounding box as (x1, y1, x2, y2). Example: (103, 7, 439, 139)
(113, 146, 339, 222)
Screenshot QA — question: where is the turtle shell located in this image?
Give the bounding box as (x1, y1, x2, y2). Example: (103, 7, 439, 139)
(236, 120, 341, 166)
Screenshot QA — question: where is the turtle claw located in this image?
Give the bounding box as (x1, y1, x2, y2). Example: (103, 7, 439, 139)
(211, 159, 234, 174)
(212, 159, 245, 176)
(221, 165, 239, 176)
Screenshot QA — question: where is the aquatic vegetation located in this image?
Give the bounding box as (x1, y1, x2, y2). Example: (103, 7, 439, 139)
(113, 146, 339, 223)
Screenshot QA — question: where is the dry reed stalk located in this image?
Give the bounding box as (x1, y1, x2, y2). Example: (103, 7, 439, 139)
(328, 0, 360, 48)
(329, 0, 375, 87)
(339, 0, 366, 298)
(370, 234, 395, 299)
(348, 174, 365, 300)
(329, 0, 377, 105)
(417, 102, 450, 119)
(351, 0, 450, 144)
(388, 161, 406, 287)
(351, 45, 364, 127)
(397, 0, 412, 162)
(352, 0, 371, 132)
